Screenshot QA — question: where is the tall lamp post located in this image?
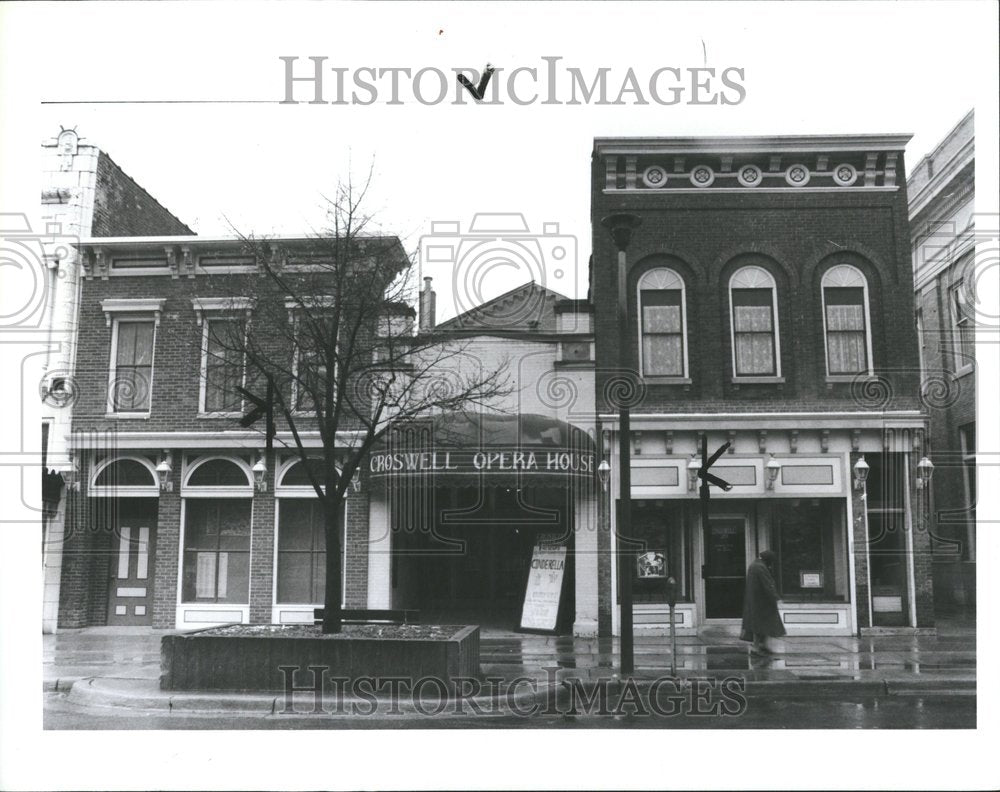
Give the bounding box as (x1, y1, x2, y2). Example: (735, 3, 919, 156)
(601, 212, 642, 676)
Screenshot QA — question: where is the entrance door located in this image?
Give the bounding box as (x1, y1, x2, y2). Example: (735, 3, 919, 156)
(106, 501, 158, 626)
(703, 516, 747, 619)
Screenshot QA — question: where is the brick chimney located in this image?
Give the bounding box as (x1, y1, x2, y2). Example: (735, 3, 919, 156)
(419, 276, 436, 332)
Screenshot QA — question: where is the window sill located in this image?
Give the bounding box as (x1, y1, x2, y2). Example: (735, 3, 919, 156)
(730, 376, 784, 384)
(778, 597, 848, 604)
(825, 374, 873, 383)
(105, 412, 151, 420)
(197, 412, 244, 419)
(643, 376, 692, 385)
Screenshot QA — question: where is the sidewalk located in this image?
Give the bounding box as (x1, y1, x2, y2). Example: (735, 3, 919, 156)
(44, 621, 976, 715)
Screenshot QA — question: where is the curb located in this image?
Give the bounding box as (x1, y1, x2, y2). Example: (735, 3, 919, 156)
(65, 677, 547, 717)
(63, 673, 977, 717)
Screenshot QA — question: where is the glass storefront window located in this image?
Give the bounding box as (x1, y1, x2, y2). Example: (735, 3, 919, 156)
(276, 499, 329, 604)
(629, 501, 691, 603)
(770, 499, 848, 601)
(182, 499, 251, 603)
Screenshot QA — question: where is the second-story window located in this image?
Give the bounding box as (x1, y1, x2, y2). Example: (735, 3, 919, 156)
(729, 266, 779, 377)
(949, 270, 974, 371)
(638, 268, 687, 378)
(111, 320, 155, 412)
(288, 300, 337, 414)
(202, 318, 244, 414)
(821, 264, 873, 376)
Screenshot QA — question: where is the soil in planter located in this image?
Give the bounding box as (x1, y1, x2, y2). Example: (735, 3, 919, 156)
(201, 624, 465, 640)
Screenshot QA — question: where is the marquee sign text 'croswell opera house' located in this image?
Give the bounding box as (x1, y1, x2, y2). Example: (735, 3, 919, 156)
(368, 413, 597, 485)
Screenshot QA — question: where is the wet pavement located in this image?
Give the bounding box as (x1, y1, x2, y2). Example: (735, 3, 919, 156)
(42, 620, 976, 728)
(43, 691, 975, 729)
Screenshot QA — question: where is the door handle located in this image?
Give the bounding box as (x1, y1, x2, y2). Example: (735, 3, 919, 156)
(701, 564, 706, 579)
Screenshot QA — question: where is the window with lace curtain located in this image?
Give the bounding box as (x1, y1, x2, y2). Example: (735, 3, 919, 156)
(638, 268, 687, 377)
(821, 264, 873, 376)
(729, 266, 780, 377)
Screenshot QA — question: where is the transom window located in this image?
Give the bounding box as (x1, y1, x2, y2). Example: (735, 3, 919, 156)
(638, 268, 687, 378)
(821, 264, 873, 376)
(186, 458, 252, 488)
(94, 458, 157, 488)
(110, 320, 155, 412)
(278, 458, 328, 489)
(729, 266, 780, 377)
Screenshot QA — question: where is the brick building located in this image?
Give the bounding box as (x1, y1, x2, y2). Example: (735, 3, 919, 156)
(591, 135, 934, 637)
(908, 110, 976, 615)
(58, 235, 406, 629)
(40, 128, 192, 632)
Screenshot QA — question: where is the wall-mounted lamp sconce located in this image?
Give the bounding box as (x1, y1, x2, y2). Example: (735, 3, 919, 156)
(687, 455, 701, 492)
(350, 468, 362, 494)
(916, 456, 935, 489)
(57, 456, 80, 492)
(853, 455, 870, 490)
(251, 455, 268, 492)
(765, 454, 782, 490)
(155, 451, 173, 492)
(597, 459, 611, 492)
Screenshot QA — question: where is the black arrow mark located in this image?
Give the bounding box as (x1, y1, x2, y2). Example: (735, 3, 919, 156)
(237, 379, 275, 454)
(457, 63, 495, 101)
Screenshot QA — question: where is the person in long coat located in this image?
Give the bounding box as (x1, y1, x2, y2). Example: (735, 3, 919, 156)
(740, 549, 786, 653)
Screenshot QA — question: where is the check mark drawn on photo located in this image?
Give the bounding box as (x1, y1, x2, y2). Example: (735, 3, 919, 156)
(456, 64, 495, 102)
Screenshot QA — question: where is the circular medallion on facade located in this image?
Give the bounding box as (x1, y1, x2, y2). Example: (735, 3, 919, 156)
(737, 164, 763, 187)
(832, 163, 857, 187)
(689, 165, 715, 187)
(784, 163, 811, 186)
(642, 165, 668, 188)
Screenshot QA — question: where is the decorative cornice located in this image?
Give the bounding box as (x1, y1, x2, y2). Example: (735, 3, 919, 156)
(71, 430, 365, 450)
(190, 297, 255, 325)
(598, 136, 910, 194)
(100, 298, 167, 327)
(594, 134, 912, 155)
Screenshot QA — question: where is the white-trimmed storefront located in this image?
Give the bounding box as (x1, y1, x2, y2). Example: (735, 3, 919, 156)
(603, 412, 928, 637)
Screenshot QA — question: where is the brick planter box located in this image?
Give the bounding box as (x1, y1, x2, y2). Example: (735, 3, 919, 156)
(160, 624, 481, 692)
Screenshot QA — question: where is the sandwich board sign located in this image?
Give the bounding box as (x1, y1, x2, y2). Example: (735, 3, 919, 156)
(519, 535, 567, 633)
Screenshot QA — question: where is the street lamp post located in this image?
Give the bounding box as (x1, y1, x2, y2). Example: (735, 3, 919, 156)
(601, 212, 641, 676)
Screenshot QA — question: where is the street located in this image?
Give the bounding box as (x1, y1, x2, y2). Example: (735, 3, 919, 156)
(44, 689, 974, 729)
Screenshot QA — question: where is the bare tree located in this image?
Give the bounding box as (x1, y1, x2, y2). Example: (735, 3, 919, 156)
(204, 175, 510, 632)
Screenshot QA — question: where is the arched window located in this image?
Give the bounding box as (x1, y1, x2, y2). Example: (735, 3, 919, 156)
(94, 458, 157, 488)
(637, 268, 688, 378)
(278, 458, 327, 489)
(186, 458, 252, 487)
(729, 266, 780, 377)
(821, 264, 873, 376)
(89, 455, 160, 497)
